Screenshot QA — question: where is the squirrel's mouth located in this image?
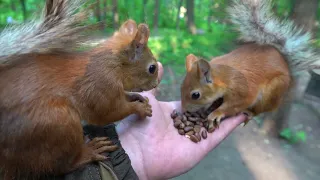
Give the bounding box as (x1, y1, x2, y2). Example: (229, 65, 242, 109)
(205, 97, 224, 113)
(184, 97, 224, 114)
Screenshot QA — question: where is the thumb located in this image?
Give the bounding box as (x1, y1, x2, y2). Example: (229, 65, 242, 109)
(157, 62, 164, 84)
(149, 61, 164, 96)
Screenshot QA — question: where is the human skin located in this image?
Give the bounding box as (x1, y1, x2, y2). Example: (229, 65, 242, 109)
(116, 62, 247, 180)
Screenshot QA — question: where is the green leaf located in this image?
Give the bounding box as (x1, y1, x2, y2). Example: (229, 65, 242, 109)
(279, 128, 292, 140)
(295, 131, 307, 143)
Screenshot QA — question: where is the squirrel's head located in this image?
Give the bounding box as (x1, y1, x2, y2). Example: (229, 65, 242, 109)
(181, 54, 226, 113)
(105, 19, 159, 92)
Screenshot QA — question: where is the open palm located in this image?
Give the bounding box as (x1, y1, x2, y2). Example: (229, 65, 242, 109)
(116, 98, 246, 180)
(116, 63, 247, 180)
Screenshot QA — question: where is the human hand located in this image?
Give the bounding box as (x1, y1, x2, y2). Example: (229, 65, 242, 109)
(116, 62, 247, 180)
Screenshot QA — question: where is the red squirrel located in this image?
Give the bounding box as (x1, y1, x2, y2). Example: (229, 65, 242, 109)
(180, 0, 320, 130)
(0, 0, 158, 179)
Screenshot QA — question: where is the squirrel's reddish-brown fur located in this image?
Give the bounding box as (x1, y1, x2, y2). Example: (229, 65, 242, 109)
(181, 44, 291, 129)
(180, 0, 320, 129)
(0, 1, 158, 179)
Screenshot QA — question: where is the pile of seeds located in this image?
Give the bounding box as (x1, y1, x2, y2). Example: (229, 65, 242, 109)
(171, 98, 224, 143)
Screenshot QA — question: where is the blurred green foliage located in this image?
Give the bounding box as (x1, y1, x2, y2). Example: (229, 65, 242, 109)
(0, 0, 228, 29)
(1, 0, 320, 74)
(148, 26, 237, 74)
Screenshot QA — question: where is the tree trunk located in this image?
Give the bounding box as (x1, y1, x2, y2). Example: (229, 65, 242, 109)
(153, 0, 160, 33)
(11, 0, 16, 11)
(19, 0, 27, 21)
(142, 0, 148, 23)
(176, 0, 184, 30)
(207, 0, 214, 32)
(186, 0, 196, 34)
(95, 0, 101, 22)
(291, 0, 318, 34)
(102, 0, 107, 31)
(112, 0, 119, 30)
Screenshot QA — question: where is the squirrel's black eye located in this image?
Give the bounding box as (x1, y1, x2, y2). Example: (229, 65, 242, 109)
(149, 64, 156, 74)
(191, 92, 200, 100)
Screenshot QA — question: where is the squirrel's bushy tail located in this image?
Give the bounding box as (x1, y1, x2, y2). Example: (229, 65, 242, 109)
(227, 0, 320, 72)
(0, 0, 93, 63)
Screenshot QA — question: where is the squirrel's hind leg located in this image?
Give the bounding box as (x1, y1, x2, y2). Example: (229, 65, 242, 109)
(250, 74, 291, 116)
(239, 74, 290, 127)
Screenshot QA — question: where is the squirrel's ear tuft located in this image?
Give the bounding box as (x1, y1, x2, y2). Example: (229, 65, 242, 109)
(186, 54, 198, 72)
(134, 24, 150, 46)
(129, 24, 150, 62)
(119, 19, 138, 36)
(197, 59, 212, 84)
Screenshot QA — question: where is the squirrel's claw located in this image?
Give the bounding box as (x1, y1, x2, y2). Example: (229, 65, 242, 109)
(214, 114, 224, 129)
(144, 96, 149, 104)
(208, 111, 225, 130)
(134, 100, 152, 119)
(240, 110, 254, 127)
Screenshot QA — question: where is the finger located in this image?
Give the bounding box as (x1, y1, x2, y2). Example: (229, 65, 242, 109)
(207, 114, 247, 148)
(159, 101, 182, 112)
(150, 62, 164, 96)
(157, 61, 164, 83)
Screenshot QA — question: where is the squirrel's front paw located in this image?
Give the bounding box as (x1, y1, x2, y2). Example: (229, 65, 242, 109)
(208, 111, 225, 130)
(134, 98, 152, 119)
